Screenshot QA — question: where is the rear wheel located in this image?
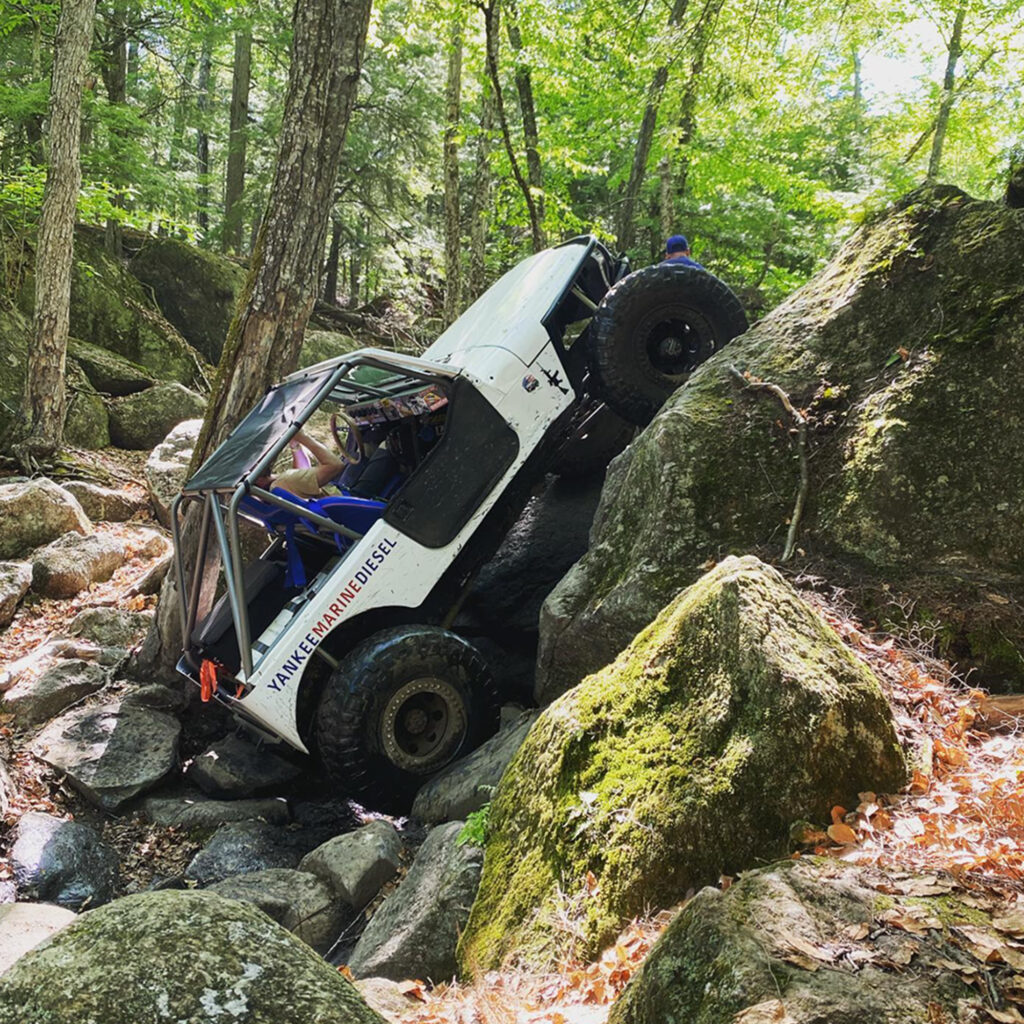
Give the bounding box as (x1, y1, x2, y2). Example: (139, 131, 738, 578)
(589, 263, 748, 426)
(315, 626, 500, 811)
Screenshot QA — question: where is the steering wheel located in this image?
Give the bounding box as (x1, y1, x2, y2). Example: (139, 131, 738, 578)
(330, 411, 365, 467)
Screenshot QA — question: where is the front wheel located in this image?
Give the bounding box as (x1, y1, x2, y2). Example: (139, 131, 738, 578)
(589, 263, 748, 426)
(315, 626, 500, 812)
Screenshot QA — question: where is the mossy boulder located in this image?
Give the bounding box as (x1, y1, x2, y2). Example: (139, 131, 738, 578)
(129, 236, 247, 364)
(538, 186, 1024, 700)
(107, 382, 207, 449)
(16, 230, 211, 389)
(0, 889, 386, 1024)
(300, 328, 364, 368)
(67, 337, 156, 396)
(610, 859, 993, 1024)
(458, 556, 906, 973)
(63, 360, 110, 449)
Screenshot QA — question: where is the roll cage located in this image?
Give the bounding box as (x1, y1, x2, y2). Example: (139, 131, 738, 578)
(172, 234, 624, 708)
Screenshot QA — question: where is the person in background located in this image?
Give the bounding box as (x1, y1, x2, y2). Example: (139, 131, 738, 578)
(661, 233, 704, 269)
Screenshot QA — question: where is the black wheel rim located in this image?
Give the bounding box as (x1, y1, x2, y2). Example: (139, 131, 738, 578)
(637, 305, 716, 380)
(380, 677, 467, 774)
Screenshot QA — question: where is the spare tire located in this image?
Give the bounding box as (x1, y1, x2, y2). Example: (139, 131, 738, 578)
(589, 262, 748, 425)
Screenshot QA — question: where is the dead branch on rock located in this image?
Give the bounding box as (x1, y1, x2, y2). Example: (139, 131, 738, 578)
(729, 364, 808, 562)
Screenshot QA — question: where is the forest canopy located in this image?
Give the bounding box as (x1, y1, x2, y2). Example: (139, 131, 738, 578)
(1, 0, 1021, 319)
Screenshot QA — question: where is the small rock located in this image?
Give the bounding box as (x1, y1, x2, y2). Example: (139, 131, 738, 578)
(68, 606, 153, 649)
(11, 812, 119, 911)
(184, 822, 306, 887)
(412, 709, 539, 824)
(107, 383, 207, 450)
(124, 552, 171, 596)
(0, 904, 77, 976)
(209, 868, 346, 954)
(187, 732, 303, 798)
(31, 700, 180, 811)
(60, 481, 147, 523)
(0, 561, 32, 628)
(3, 660, 108, 728)
(354, 977, 420, 1022)
(145, 419, 201, 528)
(299, 820, 403, 910)
(0, 479, 91, 560)
(142, 790, 289, 828)
(348, 821, 482, 983)
(122, 526, 170, 560)
(31, 532, 126, 599)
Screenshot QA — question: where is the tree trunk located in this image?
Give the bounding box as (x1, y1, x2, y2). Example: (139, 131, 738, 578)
(100, 0, 129, 259)
(468, 79, 495, 299)
(615, 0, 689, 252)
(223, 28, 252, 254)
(482, 0, 544, 252)
(140, 0, 374, 679)
(196, 34, 213, 235)
(168, 50, 195, 172)
(1007, 159, 1024, 209)
(926, 0, 966, 182)
(19, 0, 97, 464)
(504, 0, 543, 227)
(323, 215, 342, 302)
(442, 3, 465, 326)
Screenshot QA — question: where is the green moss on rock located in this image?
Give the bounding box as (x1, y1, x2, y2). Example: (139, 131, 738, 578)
(129, 236, 247, 364)
(538, 185, 1024, 700)
(459, 557, 906, 973)
(609, 859, 982, 1024)
(0, 889, 385, 1024)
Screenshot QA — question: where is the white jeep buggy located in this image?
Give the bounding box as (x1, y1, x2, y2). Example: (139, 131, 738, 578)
(171, 235, 746, 808)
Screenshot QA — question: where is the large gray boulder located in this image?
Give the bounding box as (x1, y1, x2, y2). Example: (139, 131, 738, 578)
(107, 383, 207, 450)
(3, 659, 108, 727)
(0, 890, 386, 1024)
(538, 186, 1024, 701)
(610, 859, 996, 1024)
(209, 868, 346, 954)
(67, 606, 153, 649)
(144, 418, 201, 527)
(31, 701, 180, 811)
(459, 557, 907, 973)
(11, 812, 119, 911)
(129, 236, 246, 365)
(0, 479, 90, 560)
(67, 337, 156, 396)
(63, 361, 110, 449)
(0, 561, 31, 628)
(61, 481, 148, 522)
(349, 821, 482, 983)
(31, 531, 126, 599)
(299, 820, 403, 910)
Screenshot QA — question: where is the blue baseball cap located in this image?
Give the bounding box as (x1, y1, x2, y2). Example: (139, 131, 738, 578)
(665, 234, 689, 253)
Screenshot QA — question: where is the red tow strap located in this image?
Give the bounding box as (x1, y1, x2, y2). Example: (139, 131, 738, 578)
(200, 659, 219, 702)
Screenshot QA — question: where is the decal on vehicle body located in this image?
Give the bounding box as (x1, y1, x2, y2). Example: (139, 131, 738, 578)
(522, 374, 539, 392)
(266, 535, 400, 692)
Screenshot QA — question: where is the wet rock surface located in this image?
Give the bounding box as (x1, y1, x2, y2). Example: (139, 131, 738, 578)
(11, 812, 120, 911)
(187, 732, 304, 798)
(31, 700, 181, 811)
(142, 788, 289, 828)
(184, 821, 314, 886)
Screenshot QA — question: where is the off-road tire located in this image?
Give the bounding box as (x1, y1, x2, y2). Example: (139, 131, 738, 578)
(589, 262, 748, 425)
(315, 625, 500, 812)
